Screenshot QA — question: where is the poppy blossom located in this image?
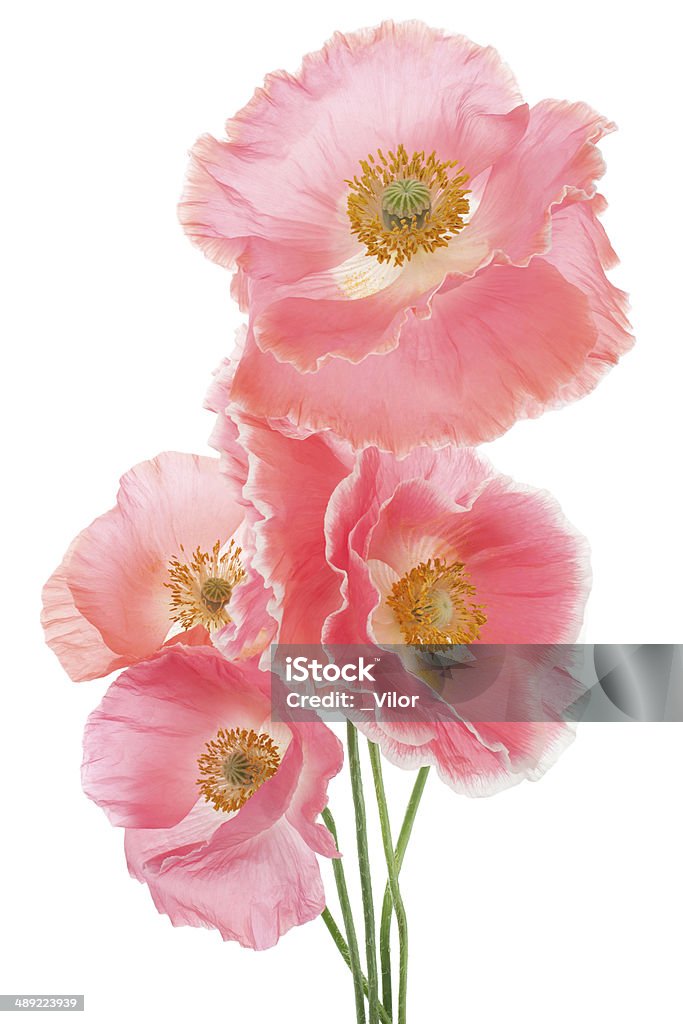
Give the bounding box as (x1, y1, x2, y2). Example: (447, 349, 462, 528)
(181, 21, 632, 452)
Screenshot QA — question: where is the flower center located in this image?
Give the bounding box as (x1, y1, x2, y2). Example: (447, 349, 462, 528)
(197, 727, 281, 813)
(386, 557, 486, 645)
(347, 145, 470, 267)
(381, 178, 431, 229)
(166, 539, 245, 631)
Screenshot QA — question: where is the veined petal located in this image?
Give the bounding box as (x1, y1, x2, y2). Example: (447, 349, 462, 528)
(232, 261, 597, 451)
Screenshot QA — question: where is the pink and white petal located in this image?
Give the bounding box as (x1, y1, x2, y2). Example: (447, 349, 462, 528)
(41, 547, 128, 682)
(464, 720, 576, 786)
(466, 100, 615, 265)
(129, 816, 325, 949)
(82, 647, 270, 829)
(67, 453, 243, 661)
(355, 716, 515, 796)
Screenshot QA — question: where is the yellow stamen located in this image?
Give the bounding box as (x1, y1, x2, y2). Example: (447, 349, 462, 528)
(166, 539, 245, 631)
(387, 557, 486, 645)
(347, 145, 470, 267)
(197, 727, 281, 813)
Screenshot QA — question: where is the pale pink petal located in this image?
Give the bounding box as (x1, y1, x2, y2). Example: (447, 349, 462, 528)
(179, 22, 526, 287)
(84, 645, 343, 948)
(212, 552, 277, 662)
(205, 350, 250, 490)
(41, 543, 128, 682)
(127, 816, 325, 949)
(467, 100, 615, 264)
(57, 452, 243, 665)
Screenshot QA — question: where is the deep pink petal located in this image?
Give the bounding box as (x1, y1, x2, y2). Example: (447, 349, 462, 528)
(238, 417, 353, 642)
(440, 478, 591, 643)
(232, 260, 597, 451)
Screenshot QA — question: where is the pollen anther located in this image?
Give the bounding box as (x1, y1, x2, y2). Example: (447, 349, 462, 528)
(166, 539, 245, 631)
(387, 557, 487, 645)
(197, 727, 281, 813)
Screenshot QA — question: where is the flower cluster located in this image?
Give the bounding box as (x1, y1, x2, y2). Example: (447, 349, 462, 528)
(43, 19, 629, 984)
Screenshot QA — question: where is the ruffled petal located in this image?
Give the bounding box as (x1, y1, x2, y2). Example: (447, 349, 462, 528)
(232, 259, 597, 451)
(126, 816, 325, 949)
(357, 714, 574, 797)
(179, 21, 527, 289)
(238, 417, 353, 642)
(286, 721, 344, 859)
(467, 99, 615, 265)
(543, 196, 634, 401)
(253, 277, 413, 371)
(41, 543, 128, 682)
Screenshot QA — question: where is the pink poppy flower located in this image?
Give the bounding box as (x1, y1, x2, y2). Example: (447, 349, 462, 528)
(82, 645, 343, 948)
(237, 418, 590, 793)
(180, 21, 632, 453)
(42, 451, 275, 682)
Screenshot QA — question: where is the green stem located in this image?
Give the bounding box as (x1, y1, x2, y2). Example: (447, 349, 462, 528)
(347, 722, 380, 1024)
(322, 807, 367, 1024)
(321, 908, 393, 1024)
(379, 767, 430, 1015)
(368, 742, 409, 1024)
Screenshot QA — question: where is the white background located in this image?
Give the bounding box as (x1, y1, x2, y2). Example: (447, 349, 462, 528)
(1, 1, 682, 1021)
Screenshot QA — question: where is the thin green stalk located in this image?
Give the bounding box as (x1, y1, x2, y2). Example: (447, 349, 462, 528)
(347, 722, 380, 1024)
(379, 767, 430, 1015)
(321, 908, 393, 1024)
(322, 807, 367, 1024)
(368, 742, 409, 1024)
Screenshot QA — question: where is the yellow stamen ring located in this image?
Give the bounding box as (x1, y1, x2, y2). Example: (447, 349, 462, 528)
(197, 727, 281, 813)
(347, 145, 470, 266)
(386, 557, 486, 645)
(166, 539, 245, 631)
